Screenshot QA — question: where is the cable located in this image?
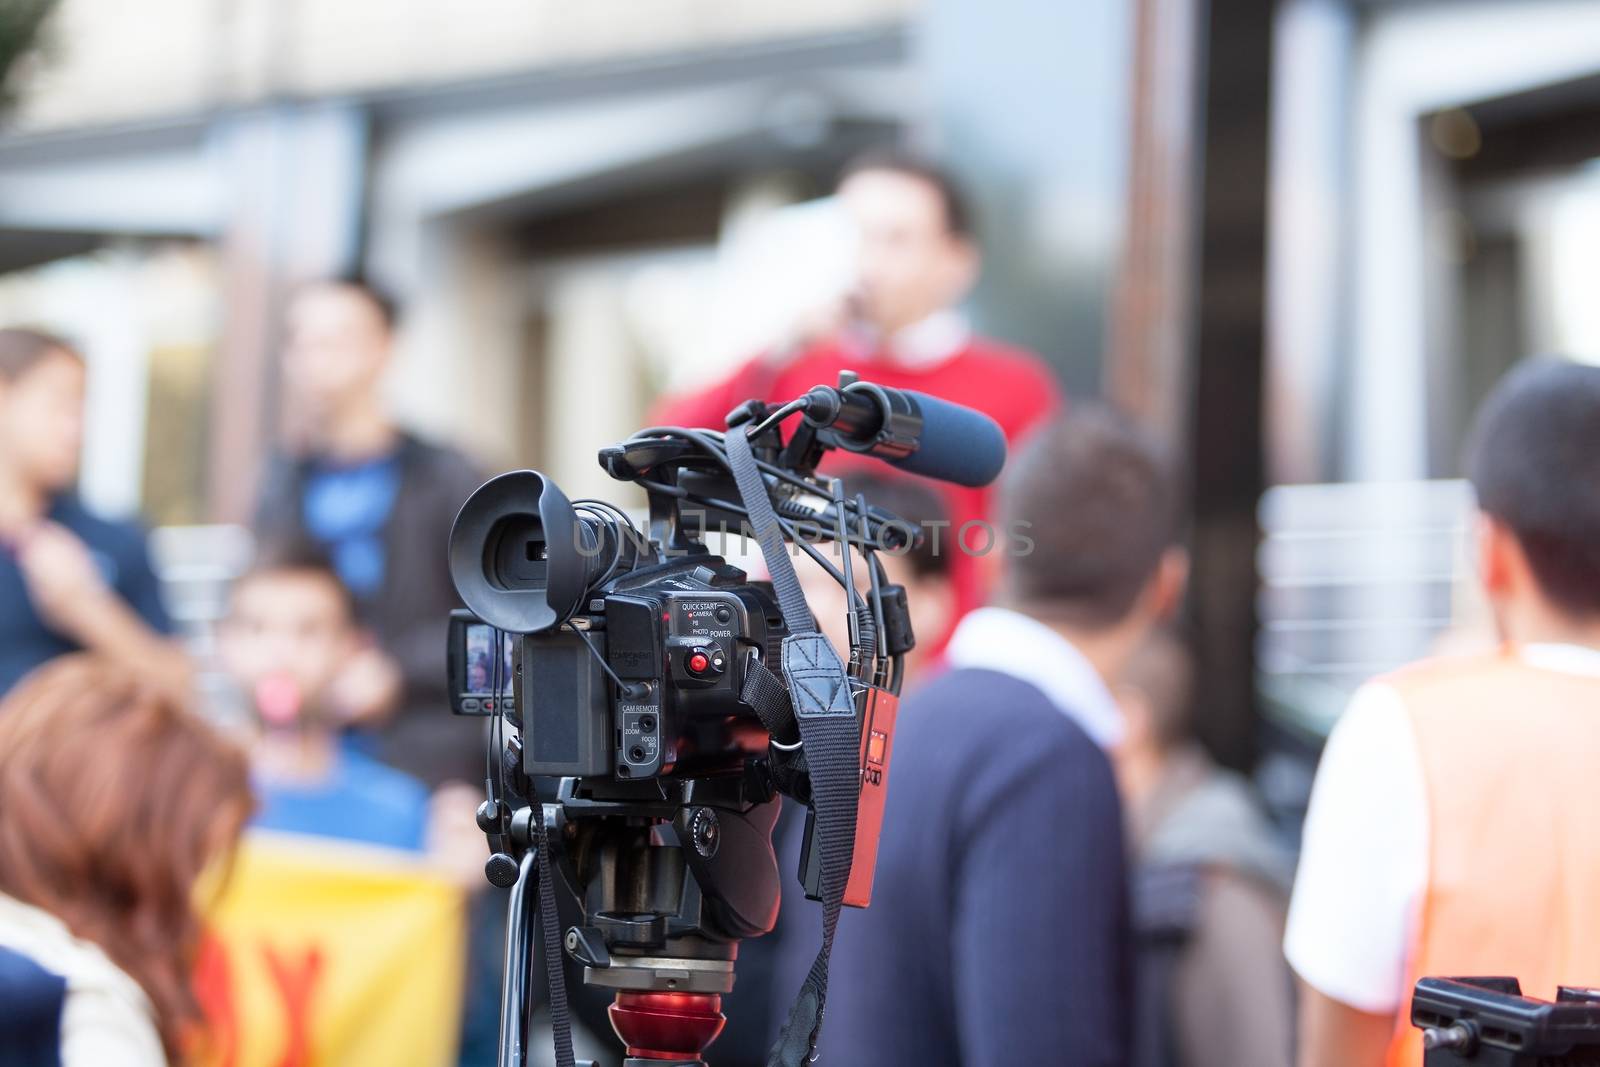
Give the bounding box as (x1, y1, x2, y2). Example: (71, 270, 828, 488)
(619, 420, 900, 685)
(565, 621, 647, 700)
(491, 627, 508, 823)
(572, 503, 626, 584)
(574, 498, 640, 538)
(746, 396, 809, 437)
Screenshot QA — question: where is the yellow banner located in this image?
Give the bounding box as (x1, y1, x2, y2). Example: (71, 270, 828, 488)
(194, 831, 467, 1067)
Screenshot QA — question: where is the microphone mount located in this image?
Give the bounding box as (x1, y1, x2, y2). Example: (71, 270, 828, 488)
(773, 372, 925, 476)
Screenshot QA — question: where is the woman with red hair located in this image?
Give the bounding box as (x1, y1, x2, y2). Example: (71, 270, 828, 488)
(0, 655, 254, 1066)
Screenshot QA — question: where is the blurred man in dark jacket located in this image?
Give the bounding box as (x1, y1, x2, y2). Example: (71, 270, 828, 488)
(254, 277, 485, 789)
(802, 408, 1185, 1067)
(1113, 628, 1294, 1067)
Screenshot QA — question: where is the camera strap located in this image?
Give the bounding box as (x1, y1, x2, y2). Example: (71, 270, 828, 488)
(725, 427, 860, 1066)
(530, 787, 577, 1067)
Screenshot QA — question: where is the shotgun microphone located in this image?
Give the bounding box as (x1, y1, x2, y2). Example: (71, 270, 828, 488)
(801, 381, 1007, 487)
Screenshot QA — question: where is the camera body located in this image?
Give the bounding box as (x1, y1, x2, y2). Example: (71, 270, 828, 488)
(449, 555, 786, 780)
(446, 461, 804, 788)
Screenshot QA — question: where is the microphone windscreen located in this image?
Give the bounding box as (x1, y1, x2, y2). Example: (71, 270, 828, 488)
(889, 392, 1008, 487)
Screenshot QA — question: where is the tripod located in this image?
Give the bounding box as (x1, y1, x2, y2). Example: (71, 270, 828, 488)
(495, 763, 783, 1067)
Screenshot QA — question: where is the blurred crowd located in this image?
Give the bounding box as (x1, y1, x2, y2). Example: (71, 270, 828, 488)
(1, 147, 1599, 1067)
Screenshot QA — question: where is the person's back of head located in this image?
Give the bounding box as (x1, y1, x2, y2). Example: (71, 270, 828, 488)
(219, 542, 362, 733)
(1465, 358, 1600, 639)
(0, 655, 253, 1059)
(1000, 406, 1185, 642)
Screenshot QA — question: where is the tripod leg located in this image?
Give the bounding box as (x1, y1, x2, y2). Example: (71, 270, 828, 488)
(499, 851, 538, 1067)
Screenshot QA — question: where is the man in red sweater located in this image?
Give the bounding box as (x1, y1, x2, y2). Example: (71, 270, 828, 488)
(653, 149, 1062, 637)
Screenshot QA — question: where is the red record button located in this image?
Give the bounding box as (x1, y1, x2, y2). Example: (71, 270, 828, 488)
(687, 651, 711, 674)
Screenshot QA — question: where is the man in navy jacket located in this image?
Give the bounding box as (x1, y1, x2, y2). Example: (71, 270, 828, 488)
(808, 407, 1187, 1066)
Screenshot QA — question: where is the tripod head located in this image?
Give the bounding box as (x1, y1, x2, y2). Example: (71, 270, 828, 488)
(486, 742, 778, 1065)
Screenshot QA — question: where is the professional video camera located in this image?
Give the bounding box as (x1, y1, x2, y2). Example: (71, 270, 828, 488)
(1413, 977, 1600, 1065)
(445, 374, 1006, 1067)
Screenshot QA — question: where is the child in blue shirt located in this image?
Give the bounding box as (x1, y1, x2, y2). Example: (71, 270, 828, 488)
(218, 547, 430, 852)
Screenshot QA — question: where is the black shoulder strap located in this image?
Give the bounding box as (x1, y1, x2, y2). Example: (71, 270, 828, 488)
(724, 427, 861, 1065)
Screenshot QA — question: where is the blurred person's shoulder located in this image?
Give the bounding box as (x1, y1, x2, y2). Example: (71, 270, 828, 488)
(341, 747, 430, 808)
(900, 664, 1123, 868)
(392, 432, 489, 518)
(902, 663, 1108, 769)
(940, 336, 1063, 432)
(0, 891, 137, 999)
(957, 335, 1055, 379)
(396, 431, 485, 481)
(0, 892, 164, 1067)
(1144, 751, 1294, 893)
(338, 749, 432, 846)
(47, 496, 156, 585)
(1374, 647, 1553, 731)
(765, 339, 855, 396)
(49, 496, 147, 550)
(1382, 647, 1515, 691)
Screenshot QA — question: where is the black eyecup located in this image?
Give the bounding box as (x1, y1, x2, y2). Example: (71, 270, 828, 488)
(448, 470, 587, 634)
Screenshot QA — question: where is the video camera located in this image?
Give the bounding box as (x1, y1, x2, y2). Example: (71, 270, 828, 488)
(1414, 977, 1600, 1066)
(447, 471, 790, 781)
(445, 374, 1006, 1067)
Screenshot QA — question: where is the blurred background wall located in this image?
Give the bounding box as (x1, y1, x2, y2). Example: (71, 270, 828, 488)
(7, 0, 1600, 779)
(0, 0, 1139, 519)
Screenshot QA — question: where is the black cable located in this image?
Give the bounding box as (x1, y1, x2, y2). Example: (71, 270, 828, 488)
(574, 498, 640, 540)
(493, 628, 508, 822)
(565, 621, 646, 700)
(632, 478, 873, 614)
(628, 426, 876, 538)
(643, 433, 911, 696)
(484, 652, 497, 792)
(629, 426, 824, 498)
(572, 502, 626, 585)
(746, 396, 809, 437)
(628, 420, 905, 691)
(827, 476, 865, 679)
(859, 494, 890, 685)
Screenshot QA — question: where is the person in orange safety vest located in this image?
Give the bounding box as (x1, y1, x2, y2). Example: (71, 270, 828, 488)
(1285, 358, 1600, 1067)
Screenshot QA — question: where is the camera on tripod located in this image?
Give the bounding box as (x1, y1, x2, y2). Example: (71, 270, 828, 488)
(446, 466, 792, 781)
(444, 375, 1006, 1067)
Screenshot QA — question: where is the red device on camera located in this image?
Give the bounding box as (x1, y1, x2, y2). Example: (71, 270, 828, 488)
(845, 684, 899, 907)
(797, 682, 899, 908)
